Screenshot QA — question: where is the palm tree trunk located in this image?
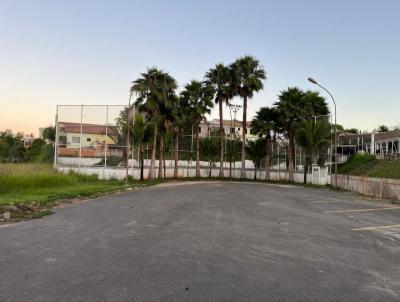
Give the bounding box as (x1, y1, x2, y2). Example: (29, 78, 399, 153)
(288, 125, 295, 181)
(195, 121, 200, 177)
(209, 161, 212, 178)
(254, 166, 257, 180)
(241, 93, 247, 178)
(163, 157, 166, 179)
(219, 97, 224, 177)
(303, 156, 310, 184)
(174, 128, 179, 178)
(158, 135, 164, 179)
(148, 126, 157, 180)
(140, 143, 144, 181)
(229, 161, 232, 178)
(265, 137, 271, 181)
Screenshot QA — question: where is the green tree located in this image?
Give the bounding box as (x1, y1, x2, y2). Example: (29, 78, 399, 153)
(225, 139, 242, 177)
(275, 87, 305, 181)
(200, 136, 219, 178)
(131, 68, 177, 180)
(376, 124, 389, 132)
(295, 119, 331, 184)
(180, 80, 215, 177)
(42, 126, 56, 143)
(251, 107, 280, 180)
(116, 105, 135, 166)
(230, 56, 266, 178)
(133, 113, 152, 180)
(245, 139, 266, 180)
(205, 64, 232, 177)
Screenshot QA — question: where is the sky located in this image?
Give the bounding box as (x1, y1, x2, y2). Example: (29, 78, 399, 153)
(1, 0, 399, 135)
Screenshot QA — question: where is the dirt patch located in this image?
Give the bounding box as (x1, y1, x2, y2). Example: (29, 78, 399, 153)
(0, 203, 53, 223)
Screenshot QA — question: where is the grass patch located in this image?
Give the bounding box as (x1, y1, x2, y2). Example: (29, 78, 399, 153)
(339, 154, 400, 179)
(0, 164, 165, 207)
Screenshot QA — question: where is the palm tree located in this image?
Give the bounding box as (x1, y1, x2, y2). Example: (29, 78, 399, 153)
(251, 107, 280, 181)
(245, 138, 266, 180)
(131, 68, 177, 180)
(180, 80, 214, 177)
(225, 138, 242, 178)
(200, 136, 219, 178)
(132, 113, 152, 180)
(230, 56, 266, 178)
(303, 91, 329, 119)
(169, 93, 186, 178)
(295, 119, 331, 183)
(116, 105, 134, 167)
(275, 87, 305, 181)
(205, 64, 232, 177)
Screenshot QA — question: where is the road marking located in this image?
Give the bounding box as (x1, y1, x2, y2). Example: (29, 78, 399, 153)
(352, 224, 400, 231)
(326, 207, 400, 213)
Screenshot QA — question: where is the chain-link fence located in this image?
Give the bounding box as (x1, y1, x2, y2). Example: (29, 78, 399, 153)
(54, 105, 332, 181)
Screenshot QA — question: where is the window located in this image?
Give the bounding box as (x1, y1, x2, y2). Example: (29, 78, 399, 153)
(72, 137, 80, 144)
(238, 128, 240, 131)
(87, 138, 92, 142)
(198, 127, 201, 133)
(230, 128, 235, 134)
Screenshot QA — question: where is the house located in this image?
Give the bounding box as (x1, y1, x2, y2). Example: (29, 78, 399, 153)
(198, 119, 258, 142)
(57, 122, 120, 157)
(58, 122, 118, 147)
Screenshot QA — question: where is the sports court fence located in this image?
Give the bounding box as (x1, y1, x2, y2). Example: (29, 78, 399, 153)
(54, 105, 333, 181)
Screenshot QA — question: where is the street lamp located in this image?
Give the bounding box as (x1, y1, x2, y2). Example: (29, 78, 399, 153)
(308, 77, 338, 187)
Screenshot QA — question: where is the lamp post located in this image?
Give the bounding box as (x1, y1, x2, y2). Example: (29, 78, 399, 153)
(308, 77, 337, 187)
(126, 90, 134, 183)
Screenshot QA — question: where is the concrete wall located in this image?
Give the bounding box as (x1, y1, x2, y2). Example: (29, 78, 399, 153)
(56, 165, 315, 184)
(336, 174, 400, 201)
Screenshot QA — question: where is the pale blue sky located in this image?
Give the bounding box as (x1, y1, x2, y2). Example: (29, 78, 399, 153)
(1, 0, 399, 134)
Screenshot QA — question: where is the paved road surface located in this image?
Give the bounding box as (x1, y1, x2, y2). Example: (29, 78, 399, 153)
(1, 182, 400, 301)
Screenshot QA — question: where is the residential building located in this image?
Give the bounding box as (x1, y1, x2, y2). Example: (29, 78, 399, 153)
(58, 122, 118, 148)
(198, 119, 258, 142)
(57, 122, 120, 157)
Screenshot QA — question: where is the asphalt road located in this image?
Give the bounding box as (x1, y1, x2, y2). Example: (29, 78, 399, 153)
(1, 182, 400, 302)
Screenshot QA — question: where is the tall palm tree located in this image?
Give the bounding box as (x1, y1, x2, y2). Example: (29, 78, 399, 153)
(180, 80, 215, 177)
(251, 107, 280, 181)
(295, 119, 331, 183)
(230, 56, 266, 178)
(131, 68, 177, 180)
(275, 87, 305, 181)
(205, 64, 232, 177)
(245, 138, 266, 180)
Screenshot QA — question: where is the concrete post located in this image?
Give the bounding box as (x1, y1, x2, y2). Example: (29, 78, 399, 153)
(370, 133, 375, 155)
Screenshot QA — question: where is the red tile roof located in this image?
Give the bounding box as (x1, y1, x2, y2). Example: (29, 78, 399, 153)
(59, 122, 119, 136)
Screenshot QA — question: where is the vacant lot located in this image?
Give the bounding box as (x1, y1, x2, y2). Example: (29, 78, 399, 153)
(0, 164, 139, 206)
(1, 182, 400, 301)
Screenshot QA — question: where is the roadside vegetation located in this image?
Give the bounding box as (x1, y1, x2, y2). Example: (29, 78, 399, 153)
(339, 155, 400, 179)
(0, 164, 167, 221)
(0, 164, 125, 204)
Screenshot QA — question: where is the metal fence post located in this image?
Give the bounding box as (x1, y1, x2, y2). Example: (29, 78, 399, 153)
(79, 105, 83, 169)
(105, 105, 108, 167)
(54, 105, 59, 167)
